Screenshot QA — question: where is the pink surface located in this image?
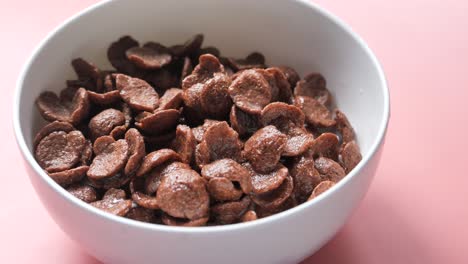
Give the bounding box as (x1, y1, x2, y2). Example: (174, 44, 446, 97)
(1, 0, 467, 263)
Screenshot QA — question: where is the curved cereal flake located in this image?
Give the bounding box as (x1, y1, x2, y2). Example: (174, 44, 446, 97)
(182, 54, 224, 90)
(294, 95, 335, 128)
(145, 159, 189, 193)
(136, 112, 157, 125)
(87, 90, 121, 105)
(156, 167, 209, 220)
(160, 162, 192, 176)
(89, 109, 125, 139)
(260, 102, 305, 129)
(129, 177, 159, 209)
(48, 165, 89, 187)
(256, 69, 279, 103)
(67, 183, 98, 203)
(308, 132, 339, 159)
(104, 188, 127, 199)
(339, 140, 362, 173)
(334, 109, 356, 143)
(195, 141, 210, 168)
(33, 121, 74, 149)
(88, 171, 133, 189)
(308, 180, 335, 200)
(251, 175, 294, 209)
(161, 214, 209, 227)
(80, 140, 93, 165)
(211, 196, 251, 225)
(201, 159, 252, 193)
(35, 130, 86, 173)
(314, 157, 345, 182)
(124, 128, 146, 176)
(92, 135, 115, 154)
(115, 74, 159, 111)
(199, 74, 232, 119)
(229, 105, 259, 137)
(277, 65, 300, 88)
(109, 102, 133, 138)
(207, 177, 243, 202)
(87, 139, 129, 179)
(109, 125, 127, 139)
(91, 188, 132, 216)
(195, 47, 221, 62)
(256, 196, 297, 218)
(228, 69, 272, 114)
(36, 87, 90, 125)
(225, 52, 266, 71)
(290, 156, 321, 203)
(126, 206, 156, 223)
(294, 73, 331, 106)
(203, 121, 243, 163)
(144, 167, 165, 194)
(71, 58, 100, 83)
(282, 126, 314, 157)
(131, 192, 159, 209)
(158, 88, 183, 110)
(243, 126, 287, 173)
(260, 103, 311, 157)
(264, 67, 292, 103)
(171, 125, 196, 164)
(181, 83, 204, 123)
(135, 109, 180, 135)
(136, 149, 181, 177)
(170, 34, 204, 57)
(243, 163, 288, 194)
(181, 55, 229, 121)
(107, 36, 140, 75)
(126, 44, 172, 70)
(134, 108, 155, 122)
(192, 119, 222, 143)
(69, 88, 91, 124)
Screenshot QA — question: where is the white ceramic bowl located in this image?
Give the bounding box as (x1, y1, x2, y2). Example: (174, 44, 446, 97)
(13, 0, 390, 263)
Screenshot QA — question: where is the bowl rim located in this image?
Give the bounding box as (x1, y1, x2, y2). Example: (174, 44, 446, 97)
(13, 0, 390, 233)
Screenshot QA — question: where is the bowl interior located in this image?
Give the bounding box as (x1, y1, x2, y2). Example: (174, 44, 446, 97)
(17, 0, 387, 193)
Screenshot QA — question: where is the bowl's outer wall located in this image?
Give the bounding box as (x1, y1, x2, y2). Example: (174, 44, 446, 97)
(16, 0, 389, 263)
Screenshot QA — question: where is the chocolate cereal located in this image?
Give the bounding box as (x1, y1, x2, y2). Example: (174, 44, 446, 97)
(32, 33, 362, 226)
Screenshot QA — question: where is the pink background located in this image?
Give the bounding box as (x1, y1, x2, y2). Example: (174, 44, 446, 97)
(1, 0, 467, 263)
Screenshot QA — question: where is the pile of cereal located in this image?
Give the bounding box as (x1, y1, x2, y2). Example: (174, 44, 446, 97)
(33, 34, 362, 226)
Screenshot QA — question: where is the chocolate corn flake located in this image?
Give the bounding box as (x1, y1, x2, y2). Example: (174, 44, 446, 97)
(126, 44, 172, 70)
(225, 52, 266, 71)
(308, 181, 335, 201)
(228, 69, 272, 114)
(36, 87, 90, 125)
(91, 188, 132, 216)
(115, 74, 160, 112)
(294, 73, 331, 106)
